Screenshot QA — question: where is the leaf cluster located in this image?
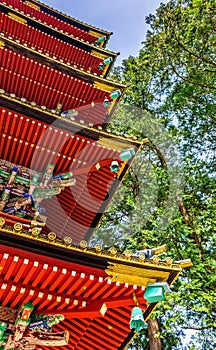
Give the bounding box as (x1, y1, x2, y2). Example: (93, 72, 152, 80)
(93, 0, 215, 348)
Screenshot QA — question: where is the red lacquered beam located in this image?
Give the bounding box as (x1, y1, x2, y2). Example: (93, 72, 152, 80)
(0, 211, 31, 224)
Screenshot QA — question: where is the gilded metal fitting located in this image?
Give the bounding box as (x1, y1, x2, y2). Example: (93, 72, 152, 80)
(13, 223, 23, 232)
(95, 244, 102, 253)
(64, 236, 72, 246)
(80, 240, 87, 249)
(0, 218, 5, 227)
(48, 232, 57, 241)
(109, 247, 117, 257)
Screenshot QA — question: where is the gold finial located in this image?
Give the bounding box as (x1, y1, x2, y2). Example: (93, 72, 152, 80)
(95, 244, 102, 254)
(165, 257, 173, 266)
(124, 250, 132, 260)
(109, 247, 117, 257)
(152, 255, 160, 265)
(138, 253, 146, 262)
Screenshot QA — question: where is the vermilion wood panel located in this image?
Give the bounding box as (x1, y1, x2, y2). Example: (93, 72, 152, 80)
(0, 246, 147, 350)
(0, 48, 109, 124)
(3, 0, 98, 44)
(0, 13, 103, 75)
(0, 107, 121, 241)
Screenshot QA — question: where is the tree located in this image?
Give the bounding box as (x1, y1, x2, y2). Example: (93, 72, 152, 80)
(92, 0, 216, 348)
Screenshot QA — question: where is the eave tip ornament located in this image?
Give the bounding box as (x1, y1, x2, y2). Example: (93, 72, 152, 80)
(144, 282, 171, 303)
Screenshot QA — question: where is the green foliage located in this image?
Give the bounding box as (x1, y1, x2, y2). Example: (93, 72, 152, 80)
(93, 0, 216, 348)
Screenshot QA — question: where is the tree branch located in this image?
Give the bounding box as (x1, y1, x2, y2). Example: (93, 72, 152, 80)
(182, 325, 216, 330)
(177, 196, 203, 252)
(170, 64, 216, 90)
(149, 143, 168, 169)
(168, 21, 216, 67)
(176, 38, 216, 67)
(151, 142, 203, 253)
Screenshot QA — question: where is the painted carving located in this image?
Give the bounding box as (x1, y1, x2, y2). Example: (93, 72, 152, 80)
(0, 161, 76, 221)
(0, 303, 68, 349)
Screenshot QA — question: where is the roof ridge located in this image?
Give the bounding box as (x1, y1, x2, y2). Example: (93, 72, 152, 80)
(29, 0, 112, 37)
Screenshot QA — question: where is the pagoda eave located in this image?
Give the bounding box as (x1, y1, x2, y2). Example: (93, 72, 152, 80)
(0, 101, 142, 242)
(29, 0, 113, 44)
(0, 2, 189, 348)
(0, 230, 182, 280)
(0, 3, 117, 58)
(0, 240, 182, 349)
(1, 36, 124, 89)
(0, 93, 141, 148)
(1, 39, 125, 124)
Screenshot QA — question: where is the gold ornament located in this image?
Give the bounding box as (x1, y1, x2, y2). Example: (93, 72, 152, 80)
(109, 247, 117, 257)
(80, 240, 87, 249)
(64, 236, 72, 246)
(13, 223, 23, 232)
(48, 232, 56, 241)
(0, 218, 5, 227)
(31, 227, 40, 237)
(95, 244, 102, 253)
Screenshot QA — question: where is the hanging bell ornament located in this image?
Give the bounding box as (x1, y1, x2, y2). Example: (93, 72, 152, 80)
(129, 306, 145, 332)
(103, 98, 111, 108)
(104, 57, 113, 65)
(98, 63, 104, 70)
(110, 160, 120, 173)
(99, 57, 113, 71)
(120, 148, 135, 161)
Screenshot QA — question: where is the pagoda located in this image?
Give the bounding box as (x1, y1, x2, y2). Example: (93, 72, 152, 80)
(0, 1, 191, 349)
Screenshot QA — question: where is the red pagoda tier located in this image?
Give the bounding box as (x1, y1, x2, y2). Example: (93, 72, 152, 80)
(0, 92, 143, 242)
(22, 0, 113, 46)
(0, 39, 123, 125)
(0, 1, 191, 349)
(0, 238, 188, 350)
(0, 1, 117, 77)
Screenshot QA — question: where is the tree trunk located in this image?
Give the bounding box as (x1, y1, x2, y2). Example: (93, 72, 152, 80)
(148, 318, 162, 350)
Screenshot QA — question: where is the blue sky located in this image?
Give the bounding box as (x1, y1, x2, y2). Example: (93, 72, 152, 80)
(43, 0, 167, 65)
